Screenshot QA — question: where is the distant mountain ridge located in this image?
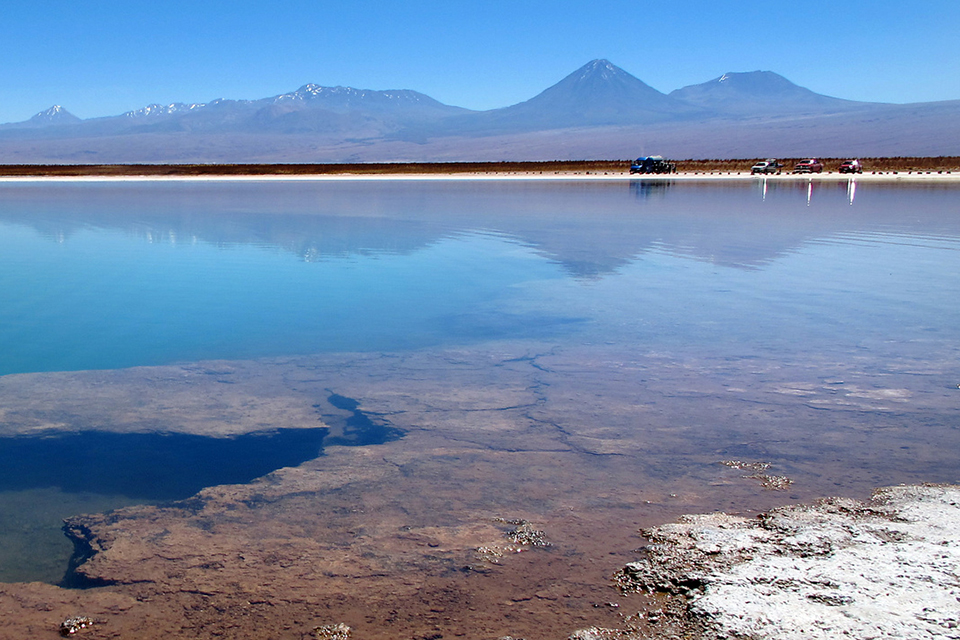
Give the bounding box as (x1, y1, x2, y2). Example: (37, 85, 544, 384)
(124, 103, 206, 119)
(670, 70, 870, 117)
(1, 59, 958, 161)
(2, 81, 470, 141)
(270, 84, 465, 113)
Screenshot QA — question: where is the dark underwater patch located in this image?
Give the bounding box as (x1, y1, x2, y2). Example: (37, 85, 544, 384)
(0, 428, 328, 501)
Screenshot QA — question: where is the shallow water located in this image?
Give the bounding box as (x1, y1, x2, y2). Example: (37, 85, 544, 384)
(1, 178, 959, 591)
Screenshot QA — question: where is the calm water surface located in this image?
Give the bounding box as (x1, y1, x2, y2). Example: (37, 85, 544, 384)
(1, 178, 959, 582)
(2, 179, 958, 374)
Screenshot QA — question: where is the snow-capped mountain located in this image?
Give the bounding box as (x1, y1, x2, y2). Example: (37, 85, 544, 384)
(0, 60, 957, 161)
(124, 103, 208, 119)
(28, 105, 81, 126)
(268, 84, 461, 114)
(0, 105, 82, 131)
(425, 59, 703, 137)
(518, 59, 695, 121)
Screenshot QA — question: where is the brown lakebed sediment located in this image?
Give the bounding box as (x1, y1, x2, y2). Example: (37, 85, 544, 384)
(1, 342, 959, 639)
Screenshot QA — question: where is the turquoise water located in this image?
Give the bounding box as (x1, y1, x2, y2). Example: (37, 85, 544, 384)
(0, 187, 562, 374)
(1, 178, 960, 584)
(1, 179, 959, 375)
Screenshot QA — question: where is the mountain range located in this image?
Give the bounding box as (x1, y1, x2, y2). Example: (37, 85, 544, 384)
(1, 59, 958, 163)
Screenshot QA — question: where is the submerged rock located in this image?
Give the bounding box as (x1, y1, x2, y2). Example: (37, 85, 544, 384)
(476, 518, 552, 564)
(310, 622, 351, 640)
(504, 521, 550, 548)
(613, 484, 960, 640)
(719, 459, 793, 490)
(567, 627, 625, 640)
(59, 615, 95, 636)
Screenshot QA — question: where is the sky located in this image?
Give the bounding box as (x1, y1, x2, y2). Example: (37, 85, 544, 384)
(1, 1, 958, 124)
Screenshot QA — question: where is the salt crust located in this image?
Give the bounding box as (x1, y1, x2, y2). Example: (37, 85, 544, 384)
(623, 485, 960, 639)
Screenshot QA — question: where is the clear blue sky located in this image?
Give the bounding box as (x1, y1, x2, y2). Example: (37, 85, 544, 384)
(1, 1, 957, 123)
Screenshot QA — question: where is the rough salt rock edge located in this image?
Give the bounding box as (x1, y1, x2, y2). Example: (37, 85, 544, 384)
(614, 484, 960, 640)
(59, 616, 95, 637)
(567, 627, 623, 640)
(309, 622, 351, 640)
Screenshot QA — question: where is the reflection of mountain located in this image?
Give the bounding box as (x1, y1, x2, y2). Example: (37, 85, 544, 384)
(1, 181, 959, 277)
(0, 182, 445, 261)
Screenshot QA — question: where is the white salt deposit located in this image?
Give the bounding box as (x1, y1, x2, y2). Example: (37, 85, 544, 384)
(615, 484, 960, 640)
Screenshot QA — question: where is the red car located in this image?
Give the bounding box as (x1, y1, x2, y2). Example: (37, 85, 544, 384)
(794, 158, 824, 173)
(839, 159, 863, 174)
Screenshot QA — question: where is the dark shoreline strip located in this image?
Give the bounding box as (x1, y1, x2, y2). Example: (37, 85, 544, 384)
(1, 157, 959, 176)
(0, 161, 626, 177)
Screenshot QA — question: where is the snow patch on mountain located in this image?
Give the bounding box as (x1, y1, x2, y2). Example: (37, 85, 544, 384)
(28, 105, 81, 125)
(576, 59, 621, 82)
(269, 84, 432, 106)
(124, 103, 207, 119)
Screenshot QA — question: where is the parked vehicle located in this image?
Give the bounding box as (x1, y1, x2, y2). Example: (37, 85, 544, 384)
(794, 158, 824, 174)
(630, 156, 676, 174)
(751, 159, 783, 175)
(838, 159, 863, 174)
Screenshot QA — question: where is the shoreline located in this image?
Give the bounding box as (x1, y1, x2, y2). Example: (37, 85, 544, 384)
(2, 171, 960, 183)
(1, 158, 959, 182)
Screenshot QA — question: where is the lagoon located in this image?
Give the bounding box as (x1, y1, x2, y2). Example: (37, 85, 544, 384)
(0, 178, 958, 636)
(3, 179, 959, 375)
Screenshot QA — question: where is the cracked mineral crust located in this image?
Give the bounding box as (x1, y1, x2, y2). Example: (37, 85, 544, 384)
(615, 483, 960, 640)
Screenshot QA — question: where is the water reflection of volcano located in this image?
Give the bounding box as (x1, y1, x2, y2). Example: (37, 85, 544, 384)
(1, 180, 958, 277)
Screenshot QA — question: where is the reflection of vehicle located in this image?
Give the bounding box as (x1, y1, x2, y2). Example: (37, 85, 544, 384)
(839, 159, 863, 174)
(630, 156, 676, 174)
(629, 180, 673, 199)
(794, 158, 823, 173)
(751, 159, 783, 174)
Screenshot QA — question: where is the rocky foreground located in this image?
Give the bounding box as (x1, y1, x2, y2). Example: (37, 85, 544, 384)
(603, 484, 960, 640)
(1, 344, 958, 639)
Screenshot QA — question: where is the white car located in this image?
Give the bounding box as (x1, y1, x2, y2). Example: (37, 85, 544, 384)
(751, 159, 782, 175)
